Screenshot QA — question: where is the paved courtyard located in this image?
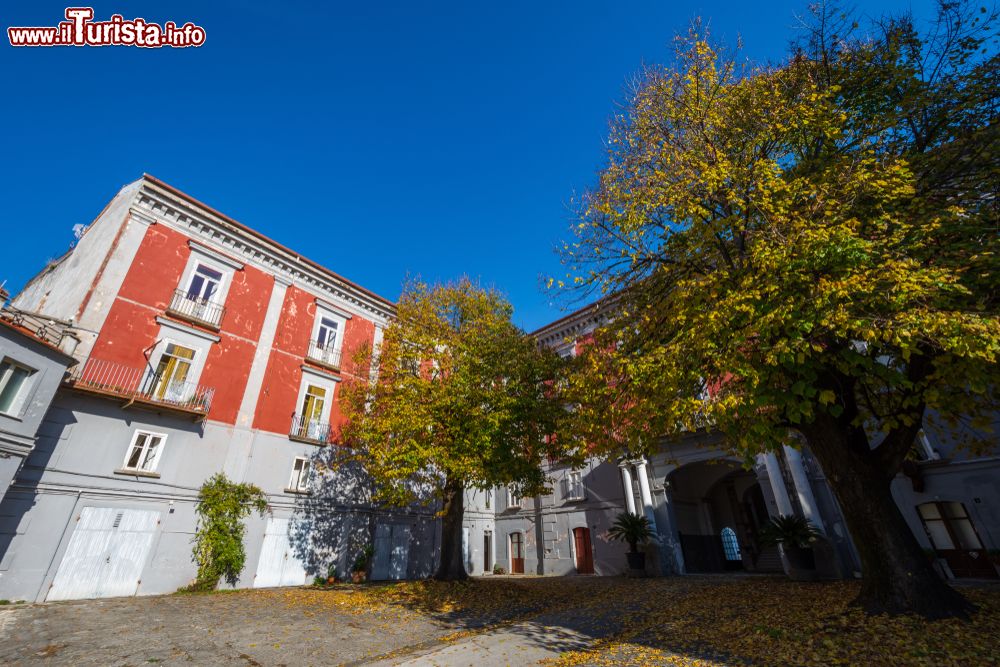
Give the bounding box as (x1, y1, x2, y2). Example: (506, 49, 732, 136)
(1, 577, 998, 666)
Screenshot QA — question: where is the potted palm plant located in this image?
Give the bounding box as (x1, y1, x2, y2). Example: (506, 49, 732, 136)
(608, 512, 653, 573)
(758, 515, 821, 580)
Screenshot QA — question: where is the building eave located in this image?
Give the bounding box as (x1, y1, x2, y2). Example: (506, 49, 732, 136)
(136, 174, 397, 324)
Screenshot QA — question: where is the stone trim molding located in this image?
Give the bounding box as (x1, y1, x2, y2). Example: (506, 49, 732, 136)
(315, 297, 353, 320)
(187, 240, 245, 271)
(300, 364, 342, 383)
(133, 178, 395, 326)
(155, 316, 222, 343)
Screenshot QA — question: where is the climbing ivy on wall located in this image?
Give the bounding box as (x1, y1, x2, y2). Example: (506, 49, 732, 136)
(188, 473, 269, 591)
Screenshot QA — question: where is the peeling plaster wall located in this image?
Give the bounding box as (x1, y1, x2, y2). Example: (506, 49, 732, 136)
(13, 181, 147, 361)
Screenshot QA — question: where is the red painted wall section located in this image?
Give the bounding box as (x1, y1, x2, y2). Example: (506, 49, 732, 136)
(90, 222, 276, 426)
(252, 286, 314, 433)
(340, 315, 374, 378)
(199, 334, 258, 424)
(252, 352, 302, 434)
(270, 286, 314, 357)
(88, 223, 188, 369)
(220, 263, 271, 341)
(88, 299, 160, 367)
(198, 265, 273, 424)
(253, 285, 378, 437)
(116, 224, 189, 310)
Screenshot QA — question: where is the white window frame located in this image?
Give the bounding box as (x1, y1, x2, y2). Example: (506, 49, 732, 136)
(288, 456, 312, 492)
(177, 246, 236, 308)
(311, 307, 346, 355)
(0, 358, 36, 417)
(148, 321, 214, 393)
(295, 369, 337, 426)
(566, 471, 585, 501)
(121, 429, 167, 473)
(507, 488, 521, 509)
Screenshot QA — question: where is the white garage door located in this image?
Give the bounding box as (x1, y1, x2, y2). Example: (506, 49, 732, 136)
(47, 507, 160, 601)
(254, 517, 308, 588)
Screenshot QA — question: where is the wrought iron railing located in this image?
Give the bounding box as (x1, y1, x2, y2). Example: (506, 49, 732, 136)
(289, 413, 333, 444)
(306, 340, 342, 369)
(166, 289, 225, 329)
(0, 306, 75, 351)
(68, 358, 214, 415)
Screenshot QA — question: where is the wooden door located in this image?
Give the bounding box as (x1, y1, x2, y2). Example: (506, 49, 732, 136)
(573, 527, 594, 574)
(509, 532, 524, 574)
(483, 532, 492, 573)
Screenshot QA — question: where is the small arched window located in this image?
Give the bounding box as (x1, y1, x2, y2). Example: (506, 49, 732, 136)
(721, 527, 741, 561)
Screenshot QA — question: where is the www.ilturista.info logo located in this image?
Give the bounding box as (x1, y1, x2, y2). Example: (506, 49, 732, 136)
(8, 7, 206, 48)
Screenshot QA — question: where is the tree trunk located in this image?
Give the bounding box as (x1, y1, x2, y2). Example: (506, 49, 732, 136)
(434, 476, 469, 581)
(800, 418, 974, 619)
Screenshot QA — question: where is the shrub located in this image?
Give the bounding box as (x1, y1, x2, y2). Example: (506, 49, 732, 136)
(189, 473, 269, 590)
(608, 512, 653, 553)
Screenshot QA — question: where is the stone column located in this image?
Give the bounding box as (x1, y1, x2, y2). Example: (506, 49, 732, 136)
(761, 452, 794, 517)
(620, 464, 637, 515)
(783, 445, 825, 533)
(634, 459, 658, 533)
(658, 484, 686, 574)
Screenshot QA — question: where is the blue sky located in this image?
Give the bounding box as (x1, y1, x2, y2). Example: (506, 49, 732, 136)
(1, 1, 937, 330)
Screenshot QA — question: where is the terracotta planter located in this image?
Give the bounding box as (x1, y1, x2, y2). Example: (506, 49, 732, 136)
(351, 571, 366, 584)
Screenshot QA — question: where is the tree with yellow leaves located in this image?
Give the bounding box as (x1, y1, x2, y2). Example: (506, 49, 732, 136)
(338, 279, 572, 580)
(560, 3, 998, 617)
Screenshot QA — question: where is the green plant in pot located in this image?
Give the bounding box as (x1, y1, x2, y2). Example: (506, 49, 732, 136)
(608, 512, 653, 572)
(758, 515, 821, 578)
(351, 544, 374, 583)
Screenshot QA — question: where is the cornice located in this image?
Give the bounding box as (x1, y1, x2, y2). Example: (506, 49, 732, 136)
(532, 297, 617, 349)
(534, 311, 608, 349)
(130, 181, 395, 326)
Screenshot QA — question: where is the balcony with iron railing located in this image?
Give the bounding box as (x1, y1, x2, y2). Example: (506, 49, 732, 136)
(289, 413, 334, 445)
(305, 340, 342, 371)
(165, 289, 226, 330)
(66, 358, 215, 418)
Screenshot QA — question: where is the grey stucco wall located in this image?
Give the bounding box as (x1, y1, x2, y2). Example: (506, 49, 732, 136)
(0, 391, 439, 602)
(0, 324, 75, 500)
(893, 457, 1000, 554)
(0, 327, 73, 448)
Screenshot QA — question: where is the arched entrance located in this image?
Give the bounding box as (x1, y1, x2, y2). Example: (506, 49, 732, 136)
(667, 459, 780, 573)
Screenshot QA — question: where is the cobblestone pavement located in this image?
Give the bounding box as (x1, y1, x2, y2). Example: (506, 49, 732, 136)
(0, 577, 658, 667)
(0, 587, 452, 666)
(5, 577, 994, 666)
